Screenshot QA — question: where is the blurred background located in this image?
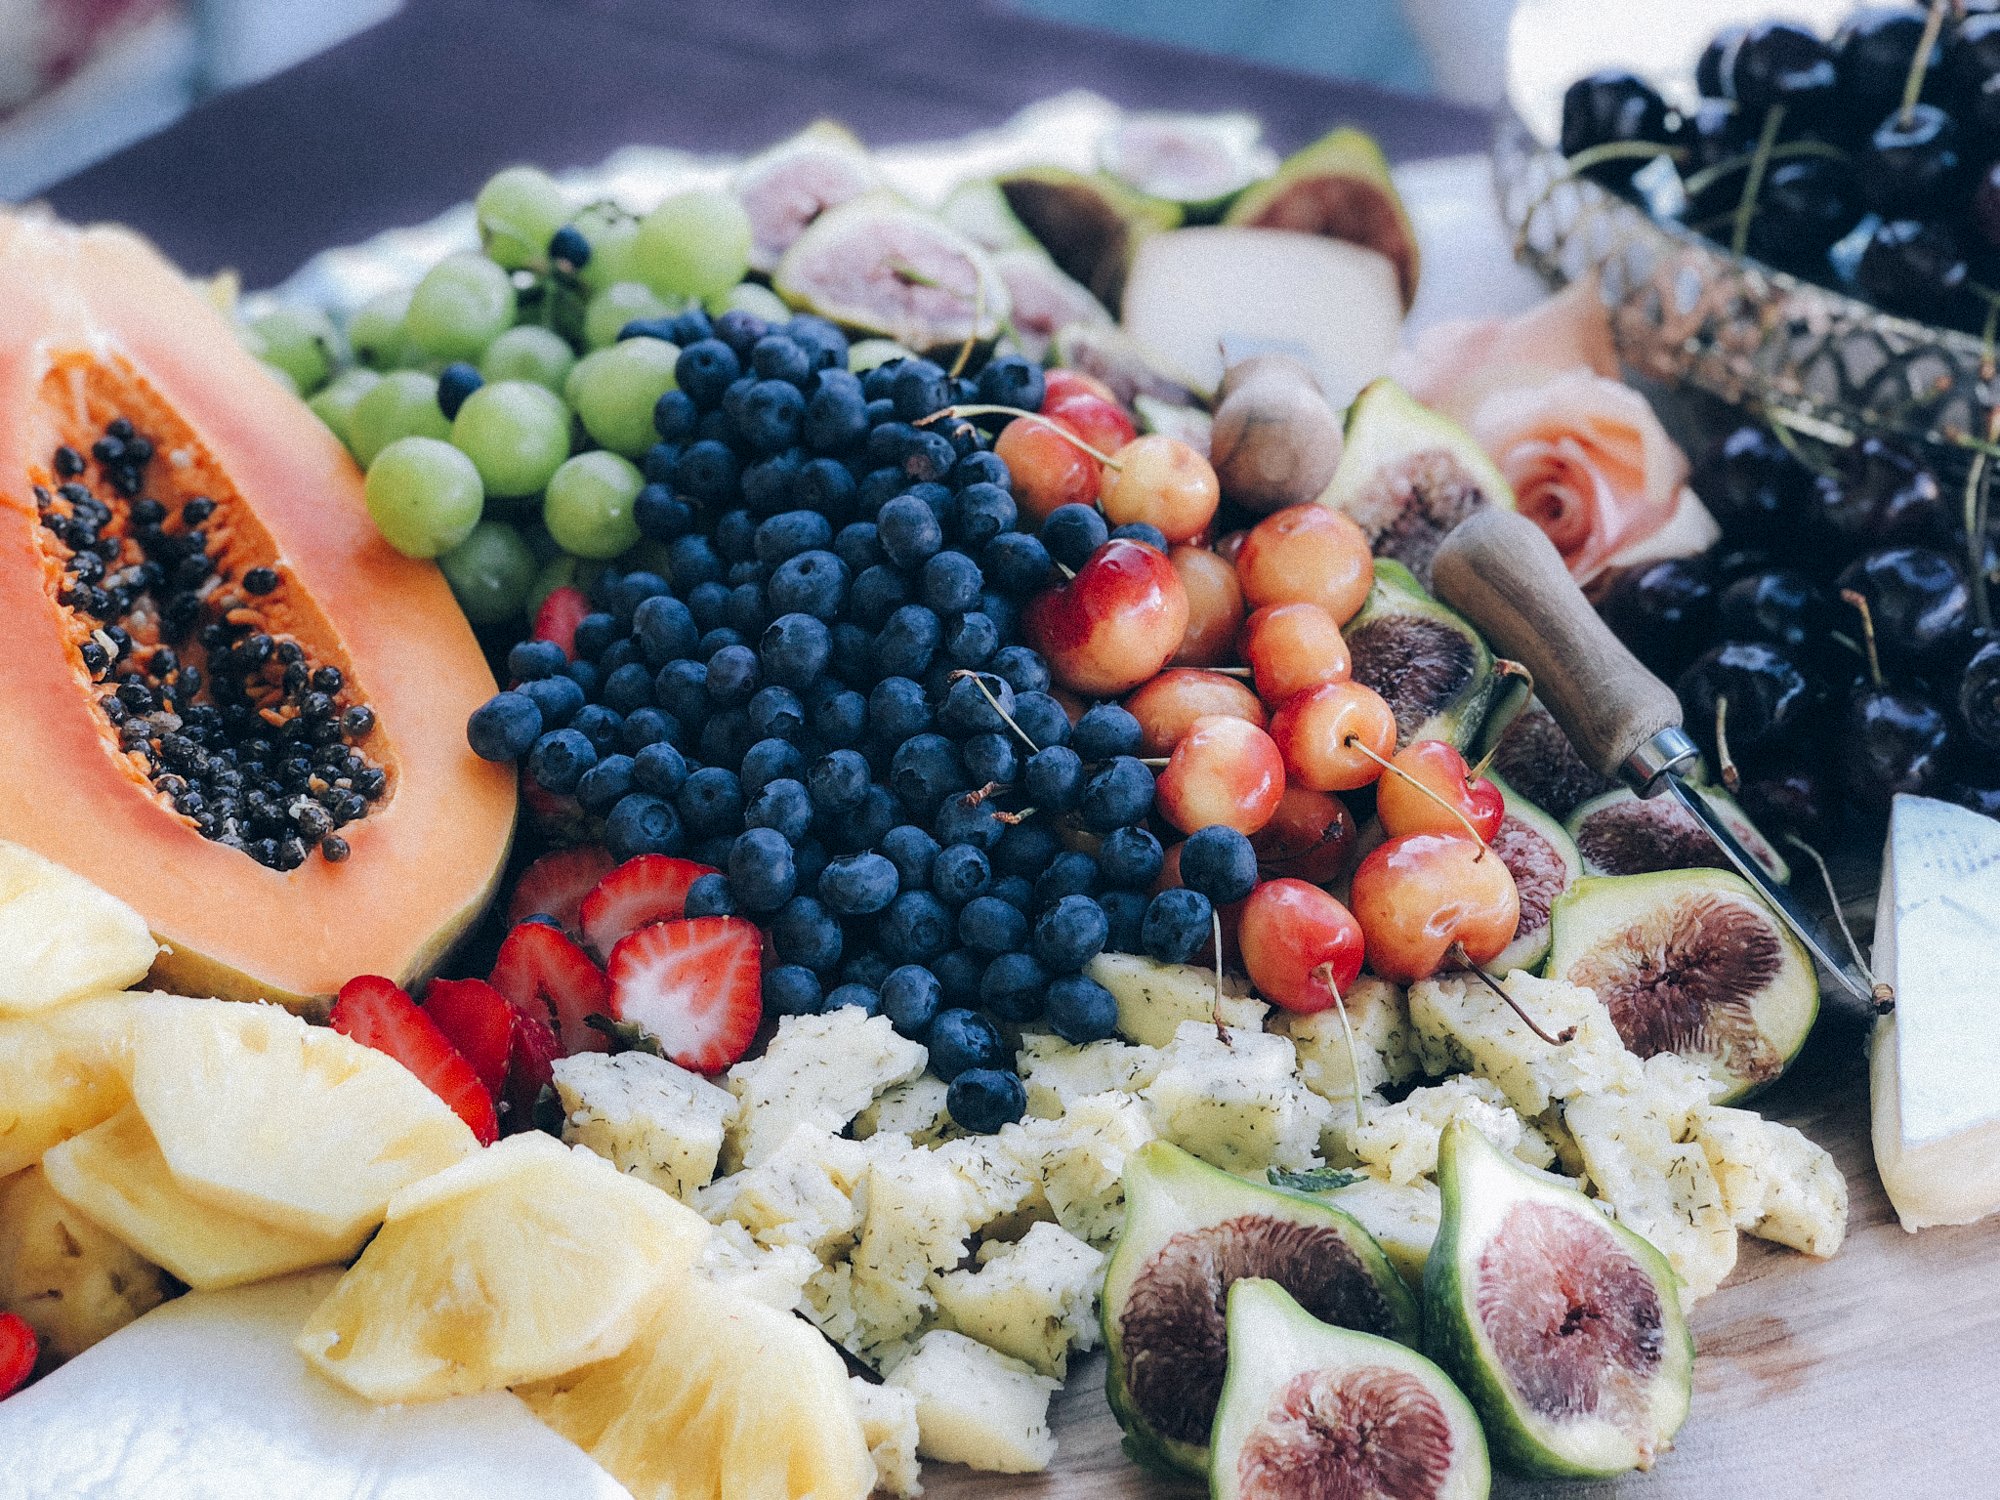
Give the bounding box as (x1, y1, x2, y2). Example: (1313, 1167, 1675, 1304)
(0, 0, 1516, 201)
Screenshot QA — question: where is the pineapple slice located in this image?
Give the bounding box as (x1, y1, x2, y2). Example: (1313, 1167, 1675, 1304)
(0, 840, 157, 1016)
(41, 1106, 362, 1290)
(125, 995, 478, 1240)
(0, 1166, 171, 1361)
(519, 1279, 875, 1500)
(297, 1132, 710, 1401)
(0, 994, 139, 1177)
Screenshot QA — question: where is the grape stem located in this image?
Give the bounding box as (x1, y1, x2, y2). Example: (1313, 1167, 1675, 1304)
(1451, 948, 1576, 1045)
(1782, 833, 1895, 1014)
(1900, 0, 1952, 124)
(1342, 736, 1490, 859)
(1313, 964, 1368, 1133)
(923, 406, 1125, 469)
(1841, 589, 1886, 688)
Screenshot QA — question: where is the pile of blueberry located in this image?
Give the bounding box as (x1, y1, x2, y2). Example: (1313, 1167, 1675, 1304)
(465, 308, 1249, 1132)
(1561, 7, 2000, 330)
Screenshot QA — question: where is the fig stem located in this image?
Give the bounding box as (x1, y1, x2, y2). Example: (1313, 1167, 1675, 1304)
(1731, 103, 1786, 261)
(1452, 946, 1576, 1045)
(924, 406, 1125, 469)
(950, 669, 1041, 754)
(1313, 962, 1368, 1133)
(1714, 694, 1740, 793)
(1900, 0, 1951, 124)
(1840, 589, 1886, 689)
(1342, 736, 1490, 859)
(1467, 659, 1535, 782)
(1783, 833, 1895, 1013)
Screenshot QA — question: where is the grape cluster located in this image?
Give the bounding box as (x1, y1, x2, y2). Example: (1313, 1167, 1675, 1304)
(466, 317, 1200, 1132)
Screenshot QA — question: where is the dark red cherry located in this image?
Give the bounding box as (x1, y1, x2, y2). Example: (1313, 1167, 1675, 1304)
(1814, 438, 1950, 546)
(1694, 425, 1815, 538)
(1856, 218, 1970, 319)
(1677, 640, 1817, 759)
(1859, 104, 1966, 217)
(1597, 558, 1717, 680)
(1944, 15, 2000, 107)
(1746, 157, 1860, 265)
(1835, 8, 1944, 121)
(1975, 162, 2000, 252)
(1727, 21, 1839, 115)
(1842, 684, 1951, 813)
(1741, 762, 1837, 841)
(1836, 546, 1974, 669)
(1698, 25, 1748, 98)
(1961, 637, 2000, 752)
(1710, 543, 1781, 582)
(1716, 570, 1835, 654)
(1561, 71, 1677, 184)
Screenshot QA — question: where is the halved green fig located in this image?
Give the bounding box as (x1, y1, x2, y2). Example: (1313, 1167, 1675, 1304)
(996, 167, 1182, 309)
(1104, 1141, 1419, 1476)
(938, 178, 1038, 253)
(993, 248, 1111, 364)
(1213, 1279, 1490, 1500)
(1052, 322, 1210, 409)
(1481, 702, 1617, 822)
(1096, 112, 1278, 223)
(1323, 380, 1515, 586)
(1565, 784, 1789, 884)
(1273, 1171, 1442, 1293)
(1342, 559, 1496, 752)
(732, 121, 879, 275)
(1224, 126, 1420, 310)
(773, 197, 1009, 359)
(1487, 776, 1583, 974)
(1423, 1121, 1692, 1479)
(1544, 870, 1819, 1101)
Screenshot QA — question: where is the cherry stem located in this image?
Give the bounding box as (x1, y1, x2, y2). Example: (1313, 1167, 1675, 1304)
(1313, 962, 1368, 1133)
(963, 780, 1007, 807)
(1840, 589, 1886, 689)
(1053, 559, 1077, 581)
(1467, 660, 1534, 783)
(1731, 103, 1787, 260)
(923, 406, 1124, 469)
(1965, 409, 1996, 632)
(1342, 736, 1489, 859)
(951, 669, 1040, 754)
(1452, 946, 1576, 1045)
(1138, 757, 1170, 768)
(1562, 140, 1686, 179)
(948, 265, 988, 381)
(994, 806, 1037, 825)
(1211, 908, 1229, 1041)
(1208, 666, 1255, 678)
(1679, 138, 1848, 200)
(1782, 832, 1895, 1014)
(1900, 0, 1951, 124)
(1714, 694, 1740, 793)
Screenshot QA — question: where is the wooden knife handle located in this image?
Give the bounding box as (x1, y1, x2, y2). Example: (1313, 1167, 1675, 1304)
(1431, 508, 1683, 782)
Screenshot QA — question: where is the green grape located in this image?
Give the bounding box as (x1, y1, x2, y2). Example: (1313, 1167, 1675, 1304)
(404, 253, 517, 364)
(568, 203, 644, 294)
(543, 450, 643, 559)
(252, 306, 339, 395)
(475, 165, 570, 271)
(306, 368, 381, 445)
(438, 519, 539, 624)
(364, 436, 484, 558)
(705, 279, 791, 322)
(260, 362, 301, 397)
(346, 288, 417, 369)
(847, 337, 915, 373)
(564, 337, 678, 458)
(450, 379, 572, 498)
(348, 370, 451, 467)
(480, 323, 577, 390)
(583, 281, 673, 351)
(635, 188, 752, 301)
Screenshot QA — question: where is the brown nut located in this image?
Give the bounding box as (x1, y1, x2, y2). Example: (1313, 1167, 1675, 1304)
(1209, 377, 1345, 514)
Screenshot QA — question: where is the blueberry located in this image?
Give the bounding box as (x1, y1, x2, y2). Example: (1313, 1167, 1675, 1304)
(600, 661, 653, 715)
(877, 604, 942, 678)
(933, 792, 1004, 851)
(1080, 756, 1155, 831)
(1034, 849, 1101, 907)
(631, 739, 689, 798)
(877, 494, 945, 570)
(1011, 690, 1071, 749)
(857, 466, 906, 517)
(1072, 703, 1142, 761)
(610, 571, 668, 625)
(747, 685, 805, 742)
(951, 483, 1017, 549)
(740, 448, 804, 515)
(632, 484, 692, 543)
(696, 627, 746, 658)
(931, 843, 993, 907)
(770, 895, 843, 973)
(685, 870, 738, 918)
(919, 550, 984, 615)
(754, 509, 832, 565)
(947, 1068, 1026, 1134)
(576, 752, 637, 812)
(715, 507, 758, 563)
(435, 361, 482, 419)
(793, 837, 830, 891)
(1041, 503, 1109, 571)
(686, 580, 729, 631)
(975, 355, 1045, 414)
(768, 549, 850, 620)
(938, 672, 1014, 737)
(941, 610, 999, 669)
(467, 692, 542, 761)
(983, 531, 1052, 597)
(516, 673, 584, 730)
(989, 645, 1049, 697)
(763, 963, 823, 1017)
(675, 339, 742, 408)
(569, 703, 622, 755)
(641, 440, 682, 484)
(1032, 894, 1110, 974)
(667, 532, 726, 588)
(926, 1007, 1007, 1081)
(1179, 825, 1260, 905)
(653, 388, 699, 443)
(751, 334, 812, 387)
(958, 893, 1028, 956)
(679, 442, 742, 507)
(846, 564, 907, 629)
(691, 834, 734, 870)
(547, 223, 591, 269)
(807, 749, 870, 813)
(930, 947, 983, 1009)
(819, 851, 900, 916)
(834, 521, 884, 573)
(891, 734, 965, 815)
(880, 824, 940, 890)
(506, 640, 568, 682)
(866, 420, 926, 469)
(1110, 521, 1169, 552)
(604, 791, 683, 859)
(804, 369, 869, 451)
(561, 657, 600, 698)
(1023, 745, 1083, 809)
(727, 826, 799, 913)
(891, 358, 953, 422)
(961, 731, 1018, 787)
(842, 784, 899, 852)
(989, 875, 1035, 913)
(1100, 887, 1148, 954)
(705, 644, 761, 708)
(723, 581, 768, 639)
(618, 707, 676, 754)
(1142, 887, 1214, 965)
(745, 777, 813, 842)
(753, 613, 828, 692)
(678, 765, 744, 837)
(813, 688, 868, 747)
(1098, 825, 1165, 890)
(868, 676, 933, 743)
(841, 948, 894, 992)
(654, 659, 708, 725)
(991, 819, 1062, 879)
(787, 315, 848, 371)
(699, 706, 755, 768)
(598, 638, 642, 675)
(825, 982, 881, 1015)
(861, 359, 902, 402)
(829, 622, 874, 684)
(526, 728, 595, 793)
(878, 890, 953, 964)
(1045, 974, 1118, 1044)
(949, 449, 1009, 492)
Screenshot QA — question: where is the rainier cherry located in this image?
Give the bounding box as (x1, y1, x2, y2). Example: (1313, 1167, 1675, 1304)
(1043, 391, 1137, 456)
(1347, 832, 1520, 984)
(1250, 784, 1359, 884)
(1237, 878, 1365, 1014)
(1101, 435, 1221, 543)
(996, 417, 1100, 523)
(1268, 680, 1398, 791)
(1126, 668, 1266, 756)
(1242, 601, 1351, 704)
(1374, 740, 1504, 843)
(1235, 503, 1374, 624)
(1041, 368, 1118, 406)
(1025, 537, 1188, 696)
(1169, 544, 1246, 667)
(1155, 714, 1286, 835)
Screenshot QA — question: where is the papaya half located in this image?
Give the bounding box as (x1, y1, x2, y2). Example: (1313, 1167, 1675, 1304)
(0, 210, 514, 1013)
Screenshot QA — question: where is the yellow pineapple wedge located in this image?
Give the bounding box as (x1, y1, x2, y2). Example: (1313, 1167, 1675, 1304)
(42, 1106, 365, 1291)
(0, 840, 157, 1016)
(297, 1132, 710, 1402)
(0, 1166, 172, 1361)
(0, 993, 144, 1177)
(519, 1277, 874, 1500)
(124, 994, 477, 1240)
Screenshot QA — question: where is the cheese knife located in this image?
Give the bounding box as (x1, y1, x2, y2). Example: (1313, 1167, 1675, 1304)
(1432, 506, 1889, 1009)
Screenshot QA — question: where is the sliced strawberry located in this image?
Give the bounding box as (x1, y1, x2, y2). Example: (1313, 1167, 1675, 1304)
(490, 920, 612, 1056)
(506, 844, 617, 935)
(579, 854, 718, 961)
(0, 1312, 37, 1399)
(607, 916, 762, 1074)
(532, 584, 589, 660)
(503, 1002, 562, 1133)
(422, 977, 514, 1102)
(331, 975, 499, 1145)
(521, 781, 592, 843)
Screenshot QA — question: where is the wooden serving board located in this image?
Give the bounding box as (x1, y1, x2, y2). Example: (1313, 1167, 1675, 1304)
(929, 993, 1998, 1499)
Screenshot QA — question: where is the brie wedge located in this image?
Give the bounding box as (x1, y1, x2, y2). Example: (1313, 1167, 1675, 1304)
(1870, 794, 2000, 1230)
(0, 1273, 633, 1500)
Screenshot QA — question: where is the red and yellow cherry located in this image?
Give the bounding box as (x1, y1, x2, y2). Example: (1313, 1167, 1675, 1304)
(1242, 601, 1351, 705)
(1041, 368, 1118, 407)
(1215, 528, 1251, 566)
(1126, 668, 1267, 756)
(1249, 784, 1359, 885)
(1155, 714, 1286, 835)
(996, 417, 1101, 524)
(1100, 435, 1221, 543)
(1237, 877, 1366, 1015)
(1375, 739, 1504, 843)
(1235, 503, 1374, 624)
(1168, 544, 1245, 667)
(1025, 537, 1189, 697)
(1043, 392, 1137, 457)
(1347, 832, 1520, 984)
(1268, 680, 1398, 792)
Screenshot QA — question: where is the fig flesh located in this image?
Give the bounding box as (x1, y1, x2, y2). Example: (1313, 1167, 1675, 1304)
(732, 121, 878, 275)
(1213, 1278, 1490, 1500)
(1565, 784, 1790, 884)
(991, 249, 1111, 364)
(937, 178, 1038, 253)
(1544, 869, 1819, 1101)
(1342, 559, 1496, 752)
(1479, 702, 1616, 822)
(1486, 776, 1582, 974)
(1103, 1140, 1418, 1476)
(1423, 1121, 1692, 1479)
(996, 167, 1182, 309)
(1097, 111, 1278, 222)
(1051, 321, 1208, 410)
(1225, 126, 1420, 309)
